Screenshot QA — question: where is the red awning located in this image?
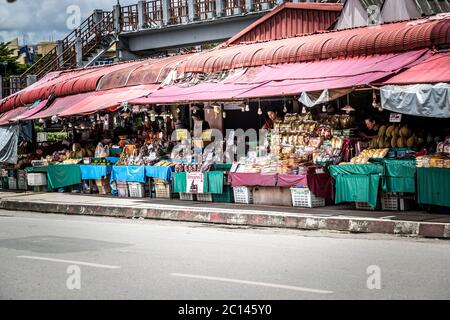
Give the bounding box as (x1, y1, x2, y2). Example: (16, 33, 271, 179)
(59, 85, 160, 116)
(130, 49, 431, 103)
(0, 107, 28, 126)
(381, 52, 450, 85)
(26, 93, 93, 120)
(11, 100, 48, 122)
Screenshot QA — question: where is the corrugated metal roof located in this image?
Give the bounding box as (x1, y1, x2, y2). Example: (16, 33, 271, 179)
(224, 2, 343, 46)
(179, 14, 450, 74)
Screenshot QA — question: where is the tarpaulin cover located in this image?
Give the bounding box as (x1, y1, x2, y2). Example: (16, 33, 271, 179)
(132, 49, 430, 103)
(382, 53, 450, 85)
(380, 83, 450, 118)
(80, 165, 112, 180)
(59, 85, 160, 117)
(26, 93, 92, 120)
(0, 125, 19, 164)
(145, 166, 174, 182)
(329, 164, 384, 208)
(11, 100, 48, 122)
(417, 168, 450, 207)
(27, 165, 82, 189)
(0, 107, 27, 125)
(111, 166, 146, 183)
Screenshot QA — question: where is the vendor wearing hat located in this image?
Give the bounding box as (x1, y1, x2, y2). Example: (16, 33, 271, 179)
(262, 106, 281, 130)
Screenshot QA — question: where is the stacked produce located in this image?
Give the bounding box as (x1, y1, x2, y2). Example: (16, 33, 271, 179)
(371, 125, 418, 149)
(340, 148, 390, 165)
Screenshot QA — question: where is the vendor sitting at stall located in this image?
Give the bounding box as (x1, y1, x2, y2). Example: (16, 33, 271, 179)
(262, 107, 281, 130)
(360, 116, 382, 140)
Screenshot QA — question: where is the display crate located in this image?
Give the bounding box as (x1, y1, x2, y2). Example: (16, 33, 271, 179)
(27, 173, 47, 186)
(212, 186, 234, 203)
(196, 193, 213, 202)
(291, 187, 325, 208)
(356, 202, 379, 211)
(8, 177, 17, 190)
(17, 170, 28, 190)
(116, 181, 129, 197)
(128, 182, 145, 198)
(155, 182, 171, 199)
(381, 192, 415, 211)
(179, 193, 196, 201)
(233, 186, 253, 204)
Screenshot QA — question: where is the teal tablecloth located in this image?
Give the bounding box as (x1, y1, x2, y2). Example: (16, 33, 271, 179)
(417, 168, 450, 207)
(371, 158, 417, 193)
(173, 172, 224, 194)
(26, 165, 82, 189)
(329, 164, 384, 208)
(80, 165, 112, 180)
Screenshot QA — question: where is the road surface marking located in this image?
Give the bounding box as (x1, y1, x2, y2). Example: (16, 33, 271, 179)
(171, 273, 333, 294)
(17, 256, 121, 269)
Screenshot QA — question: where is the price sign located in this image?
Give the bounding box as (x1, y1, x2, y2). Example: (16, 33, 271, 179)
(389, 113, 402, 123)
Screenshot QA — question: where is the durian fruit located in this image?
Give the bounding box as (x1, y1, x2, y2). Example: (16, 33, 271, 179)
(393, 125, 400, 138)
(386, 125, 395, 138)
(378, 125, 387, 137)
(391, 136, 397, 148)
(400, 126, 410, 138)
(384, 137, 391, 148)
(397, 137, 406, 148)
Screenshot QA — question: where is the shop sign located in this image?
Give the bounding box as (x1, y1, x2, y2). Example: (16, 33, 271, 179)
(186, 172, 204, 194)
(389, 113, 402, 123)
(176, 129, 189, 141)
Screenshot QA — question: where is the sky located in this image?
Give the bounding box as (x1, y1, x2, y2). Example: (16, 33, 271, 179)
(0, 0, 136, 45)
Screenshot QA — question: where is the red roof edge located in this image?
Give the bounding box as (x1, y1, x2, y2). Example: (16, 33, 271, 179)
(222, 2, 343, 48)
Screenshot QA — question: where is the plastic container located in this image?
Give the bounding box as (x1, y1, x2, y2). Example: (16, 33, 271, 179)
(196, 193, 213, 202)
(381, 192, 414, 211)
(8, 177, 17, 190)
(116, 181, 129, 197)
(291, 187, 325, 208)
(179, 193, 196, 201)
(27, 173, 47, 186)
(128, 182, 145, 198)
(155, 182, 171, 198)
(233, 186, 253, 204)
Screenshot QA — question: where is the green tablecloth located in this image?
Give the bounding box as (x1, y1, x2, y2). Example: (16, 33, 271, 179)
(417, 168, 450, 207)
(329, 164, 384, 208)
(173, 171, 224, 194)
(26, 165, 82, 189)
(372, 159, 417, 193)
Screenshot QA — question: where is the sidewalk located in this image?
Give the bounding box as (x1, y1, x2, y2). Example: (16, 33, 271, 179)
(0, 191, 449, 239)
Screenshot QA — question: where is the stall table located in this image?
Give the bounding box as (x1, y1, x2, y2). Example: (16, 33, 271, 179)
(417, 168, 450, 208)
(329, 164, 384, 208)
(173, 172, 225, 194)
(372, 158, 417, 193)
(26, 164, 82, 190)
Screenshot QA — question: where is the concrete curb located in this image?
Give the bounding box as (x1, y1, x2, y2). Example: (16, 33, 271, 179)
(1, 199, 449, 239)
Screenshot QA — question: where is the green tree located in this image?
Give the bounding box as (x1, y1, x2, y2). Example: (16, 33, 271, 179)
(0, 42, 28, 77)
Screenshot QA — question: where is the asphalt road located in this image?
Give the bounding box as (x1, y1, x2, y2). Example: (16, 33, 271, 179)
(0, 209, 449, 300)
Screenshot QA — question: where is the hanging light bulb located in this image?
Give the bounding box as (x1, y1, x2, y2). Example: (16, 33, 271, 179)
(283, 98, 288, 113)
(241, 104, 245, 112)
(245, 102, 250, 112)
(302, 106, 307, 114)
(38, 118, 45, 124)
(223, 111, 227, 119)
(322, 105, 327, 113)
(68, 122, 73, 128)
(177, 108, 181, 114)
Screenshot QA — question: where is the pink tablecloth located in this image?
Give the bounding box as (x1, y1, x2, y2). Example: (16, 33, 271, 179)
(277, 174, 308, 187)
(229, 173, 277, 187)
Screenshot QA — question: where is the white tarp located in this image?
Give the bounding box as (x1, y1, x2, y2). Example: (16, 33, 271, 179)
(299, 89, 353, 108)
(380, 83, 450, 118)
(0, 125, 19, 164)
(381, 0, 420, 23)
